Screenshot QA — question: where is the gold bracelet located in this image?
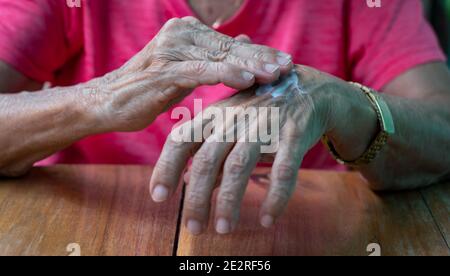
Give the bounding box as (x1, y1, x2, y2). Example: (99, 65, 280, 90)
(322, 82, 395, 166)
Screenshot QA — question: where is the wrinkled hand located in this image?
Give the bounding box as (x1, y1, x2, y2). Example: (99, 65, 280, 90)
(91, 16, 292, 132)
(150, 65, 371, 235)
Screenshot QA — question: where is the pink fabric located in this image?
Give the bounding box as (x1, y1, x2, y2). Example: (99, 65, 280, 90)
(0, 0, 446, 168)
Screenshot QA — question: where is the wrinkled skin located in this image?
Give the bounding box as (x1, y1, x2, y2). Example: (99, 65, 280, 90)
(150, 62, 450, 235)
(1, 13, 449, 237)
(0, 16, 292, 176)
(96, 16, 293, 132)
(150, 65, 368, 234)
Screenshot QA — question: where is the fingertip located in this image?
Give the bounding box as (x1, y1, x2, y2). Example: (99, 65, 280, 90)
(276, 53, 294, 74)
(151, 184, 170, 202)
(264, 64, 280, 74)
(276, 53, 292, 66)
(231, 70, 255, 89)
(241, 71, 255, 82)
(186, 219, 203, 235)
(215, 217, 231, 235)
(260, 214, 275, 228)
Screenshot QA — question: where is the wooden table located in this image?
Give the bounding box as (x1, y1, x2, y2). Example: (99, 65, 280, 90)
(0, 165, 448, 256)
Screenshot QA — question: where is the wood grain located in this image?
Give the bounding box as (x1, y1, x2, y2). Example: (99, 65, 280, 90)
(0, 165, 448, 256)
(421, 182, 450, 249)
(372, 189, 449, 256)
(0, 165, 182, 256)
(177, 168, 450, 256)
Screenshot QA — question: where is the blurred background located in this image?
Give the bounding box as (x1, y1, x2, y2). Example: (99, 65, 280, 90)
(423, 0, 450, 65)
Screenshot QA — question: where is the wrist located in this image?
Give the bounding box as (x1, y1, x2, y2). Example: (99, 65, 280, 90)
(326, 82, 379, 162)
(73, 79, 114, 135)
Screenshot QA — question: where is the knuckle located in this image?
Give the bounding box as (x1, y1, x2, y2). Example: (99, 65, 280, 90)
(252, 49, 266, 60)
(229, 55, 252, 69)
(270, 185, 292, 205)
(218, 38, 235, 52)
(188, 61, 209, 75)
(163, 17, 184, 30)
(273, 163, 297, 182)
(218, 190, 239, 206)
(191, 150, 219, 176)
(225, 152, 250, 175)
(207, 50, 228, 62)
(185, 192, 209, 210)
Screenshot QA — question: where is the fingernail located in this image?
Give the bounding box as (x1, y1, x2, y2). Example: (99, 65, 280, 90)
(187, 219, 202, 235)
(216, 218, 231, 234)
(277, 54, 292, 66)
(241, 71, 254, 81)
(264, 64, 280, 74)
(261, 215, 274, 228)
(152, 185, 169, 202)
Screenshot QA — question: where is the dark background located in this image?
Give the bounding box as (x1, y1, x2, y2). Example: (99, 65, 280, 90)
(423, 0, 450, 64)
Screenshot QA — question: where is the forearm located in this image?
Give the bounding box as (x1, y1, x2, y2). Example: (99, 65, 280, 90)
(0, 83, 102, 176)
(329, 88, 450, 190)
(361, 95, 450, 190)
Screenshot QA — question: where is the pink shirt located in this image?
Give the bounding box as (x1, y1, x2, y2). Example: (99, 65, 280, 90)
(0, 0, 445, 168)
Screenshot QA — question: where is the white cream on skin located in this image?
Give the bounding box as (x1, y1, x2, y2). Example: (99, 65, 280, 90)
(256, 69, 306, 98)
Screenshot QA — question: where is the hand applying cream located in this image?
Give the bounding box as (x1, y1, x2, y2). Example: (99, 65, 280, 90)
(256, 69, 307, 98)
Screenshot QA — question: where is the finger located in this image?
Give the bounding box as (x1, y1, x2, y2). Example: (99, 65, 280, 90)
(173, 60, 255, 90)
(183, 17, 293, 74)
(200, 34, 293, 75)
(172, 46, 281, 84)
(260, 127, 304, 228)
(150, 120, 203, 203)
(214, 142, 261, 234)
(224, 54, 281, 84)
(196, 31, 292, 71)
(183, 140, 235, 235)
(184, 167, 223, 189)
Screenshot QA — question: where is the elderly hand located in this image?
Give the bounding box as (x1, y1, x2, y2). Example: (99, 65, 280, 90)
(89, 16, 292, 132)
(150, 65, 378, 234)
